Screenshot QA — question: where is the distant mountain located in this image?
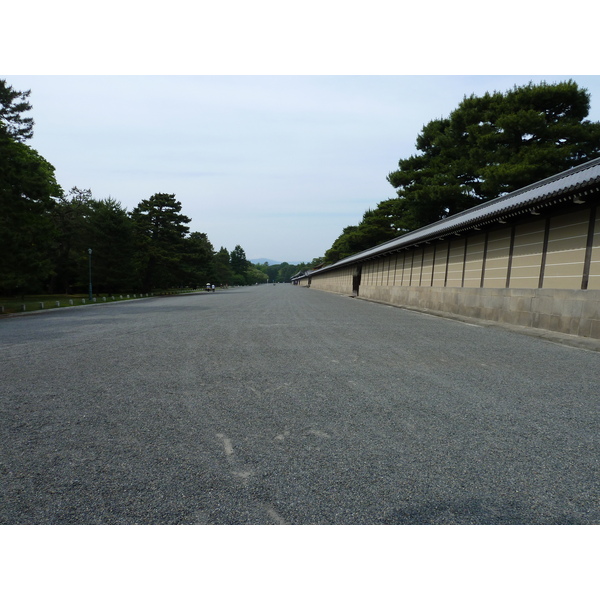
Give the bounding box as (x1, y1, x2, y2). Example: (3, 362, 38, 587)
(251, 258, 287, 265)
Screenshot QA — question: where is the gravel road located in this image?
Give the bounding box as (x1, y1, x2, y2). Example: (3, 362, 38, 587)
(1, 285, 598, 524)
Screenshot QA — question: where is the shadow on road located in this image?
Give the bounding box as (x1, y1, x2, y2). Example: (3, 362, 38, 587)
(379, 498, 586, 525)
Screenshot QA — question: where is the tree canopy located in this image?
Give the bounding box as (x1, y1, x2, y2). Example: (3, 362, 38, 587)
(0, 80, 62, 292)
(0, 79, 34, 142)
(325, 80, 600, 262)
(130, 193, 192, 291)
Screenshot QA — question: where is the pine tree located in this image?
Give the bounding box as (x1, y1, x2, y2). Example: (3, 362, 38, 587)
(0, 80, 61, 293)
(130, 193, 191, 291)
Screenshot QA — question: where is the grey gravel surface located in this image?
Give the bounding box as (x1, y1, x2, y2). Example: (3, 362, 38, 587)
(1, 285, 599, 524)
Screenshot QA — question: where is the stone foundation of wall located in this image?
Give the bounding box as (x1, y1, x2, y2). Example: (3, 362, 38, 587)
(358, 285, 600, 339)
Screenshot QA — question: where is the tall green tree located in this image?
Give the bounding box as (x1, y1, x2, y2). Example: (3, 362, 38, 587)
(0, 80, 62, 293)
(324, 205, 401, 263)
(214, 246, 234, 286)
(87, 197, 137, 292)
(387, 80, 600, 229)
(245, 264, 268, 284)
(230, 244, 249, 284)
(182, 232, 216, 287)
(47, 187, 94, 294)
(130, 193, 191, 291)
(274, 262, 301, 283)
(0, 79, 34, 142)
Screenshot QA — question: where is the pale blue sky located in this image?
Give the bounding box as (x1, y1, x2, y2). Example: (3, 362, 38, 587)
(7, 75, 600, 263)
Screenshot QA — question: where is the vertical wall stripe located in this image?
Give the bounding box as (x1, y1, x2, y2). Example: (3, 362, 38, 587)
(505, 225, 516, 288)
(444, 240, 451, 287)
(461, 236, 468, 287)
(538, 217, 551, 289)
(480, 232, 489, 288)
(386, 256, 391, 286)
(430, 242, 437, 287)
(582, 204, 597, 290)
(400, 252, 406, 286)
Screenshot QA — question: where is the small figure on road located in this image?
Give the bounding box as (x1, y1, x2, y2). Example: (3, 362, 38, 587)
(206, 283, 211, 292)
(211, 284, 215, 292)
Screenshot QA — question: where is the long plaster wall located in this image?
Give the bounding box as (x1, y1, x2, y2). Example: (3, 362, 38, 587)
(307, 204, 600, 339)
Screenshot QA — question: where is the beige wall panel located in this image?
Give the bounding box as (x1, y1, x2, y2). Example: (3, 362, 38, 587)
(406, 250, 416, 286)
(410, 249, 425, 287)
(391, 255, 400, 286)
(509, 221, 545, 289)
(387, 256, 394, 286)
(400, 252, 410, 286)
(420, 246, 435, 286)
(446, 238, 466, 287)
(543, 257, 586, 276)
(391, 255, 399, 285)
(512, 221, 546, 255)
(547, 233, 588, 253)
(542, 275, 584, 289)
(396, 254, 405, 286)
(406, 251, 415, 286)
(483, 271, 509, 288)
(340, 271, 348, 289)
(433, 242, 448, 287)
(542, 211, 589, 289)
(310, 267, 354, 294)
(380, 258, 387, 286)
(380, 257, 387, 286)
(545, 215, 588, 256)
(543, 249, 586, 282)
(483, 230, 511, 289)
(383, 257, 391, 286)
(463, 234, 485, 288)
(548, 210, 589, 238)
(509, 273, 541, 289)
(404, 251, 412, 286)
(364, 262, 372, 286)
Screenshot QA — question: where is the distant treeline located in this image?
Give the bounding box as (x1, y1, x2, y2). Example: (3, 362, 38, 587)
(1, 182, 275, 295)
(253, 260, 323, 283)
